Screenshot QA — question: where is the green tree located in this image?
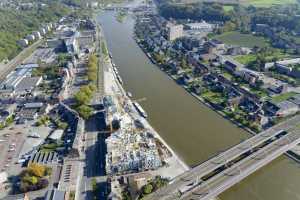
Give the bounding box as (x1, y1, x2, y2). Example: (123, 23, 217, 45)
(143, 184, 153, 194)
(28, 163, 47, 177)
(77, 105, 93, 119)
(74, 91, 90, 105)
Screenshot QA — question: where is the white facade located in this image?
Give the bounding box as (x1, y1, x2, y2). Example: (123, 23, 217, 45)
(26, 34, 35, 42)
(167, 24, 183, 41)
(32, 31, 42, 40)
(186, 21, 214, 32)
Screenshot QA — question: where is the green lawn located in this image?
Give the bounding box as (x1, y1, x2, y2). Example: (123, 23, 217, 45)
(201, 90, 225, 104)
(234, 54, 257, 65)
(242, 0, 298, 7)
(223, 5, 234, 12)
(235, 50, 291, 65)
(271, 92, 298, 103)
(222, 71, 234, 80)
(213, 31, 269, 48)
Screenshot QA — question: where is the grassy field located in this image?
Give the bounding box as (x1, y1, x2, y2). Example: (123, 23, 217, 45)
(242, 0, 298, 7)
(234, 50, 290, 65)
(271, 92, 298, 103)
(223, 5, 234, 12)
(234, 54, 257, 65)
(213, 31, 269, 48)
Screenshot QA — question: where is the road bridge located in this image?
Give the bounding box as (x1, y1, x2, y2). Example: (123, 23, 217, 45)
(144, 115, 300, 200)
(181, 130, 300, 200)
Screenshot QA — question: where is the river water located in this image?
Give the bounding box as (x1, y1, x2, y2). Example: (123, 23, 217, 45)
(96, 12, 300, 200)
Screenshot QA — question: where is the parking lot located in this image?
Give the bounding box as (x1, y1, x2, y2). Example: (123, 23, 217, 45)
(0, 129, 25, 172)
(0, 122, 52, 172)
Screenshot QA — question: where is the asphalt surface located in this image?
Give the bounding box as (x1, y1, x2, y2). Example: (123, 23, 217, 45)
(144, 114, 300, 200)
(182, 131, 300, 200)
(79, 112, 108, 200)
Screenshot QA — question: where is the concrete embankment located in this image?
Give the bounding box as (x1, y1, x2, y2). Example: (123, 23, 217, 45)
(134, 36, 300, 164)
(104, 51, 189, 178)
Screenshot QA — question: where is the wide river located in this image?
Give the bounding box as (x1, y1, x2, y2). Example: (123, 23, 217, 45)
(96, 12, 300, 200)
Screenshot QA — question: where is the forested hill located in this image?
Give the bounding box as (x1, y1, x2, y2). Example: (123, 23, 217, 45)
(156, 1, 300, 48)
(0, 1, 72, 61)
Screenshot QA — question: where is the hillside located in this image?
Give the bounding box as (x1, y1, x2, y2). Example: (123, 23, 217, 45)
(0, 1, 71, 61)
(167, 0, 299, 7)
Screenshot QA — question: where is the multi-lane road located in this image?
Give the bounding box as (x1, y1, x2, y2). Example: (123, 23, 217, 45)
(79, 23, 108, 200)
(182, 130, 300, 200)
(79, 111, 108, 200)
(145, 114, 300, 200)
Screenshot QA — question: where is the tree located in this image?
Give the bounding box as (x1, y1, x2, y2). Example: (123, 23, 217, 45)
(77, 105, 93, 119)
(222, 21, 236, 32)
(23, 175, 38, 185)
(153, 53, 165, 64)
(181, 57, 188, 69)
(28, 163, 47, 177)
(88, 71, 97, 82)
(101, 42, 108, 56)
(74, 91, 90, 105)
(143, 184, 153, 194)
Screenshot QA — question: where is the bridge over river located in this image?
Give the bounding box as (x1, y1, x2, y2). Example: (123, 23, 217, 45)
(144, 115, 300, 200)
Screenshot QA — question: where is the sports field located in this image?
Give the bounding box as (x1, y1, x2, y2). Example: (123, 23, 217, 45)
(241, 0, 298, 7)
(213, 31, 269, 48)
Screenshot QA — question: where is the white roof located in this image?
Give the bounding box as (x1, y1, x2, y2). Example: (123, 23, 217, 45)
(265, 58, 300, 68)
(24, 102, 44, 109)
(49, 129, 64, 140)
(17, 63, 39, 69)
(186, 21, 213, 29)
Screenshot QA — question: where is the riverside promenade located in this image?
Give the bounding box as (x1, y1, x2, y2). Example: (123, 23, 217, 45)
(102, 37, 189, 179)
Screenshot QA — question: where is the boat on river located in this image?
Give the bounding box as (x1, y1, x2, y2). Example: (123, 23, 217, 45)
(133, 102, 148, 118)
(127, 92, 132, 98)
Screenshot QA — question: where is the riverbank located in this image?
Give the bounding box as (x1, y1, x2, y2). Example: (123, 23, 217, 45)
(133, 23, 300, 164)
(97, 11, 300, 200)
(134, 36, 256, 135)
(102, 34, 189, 179)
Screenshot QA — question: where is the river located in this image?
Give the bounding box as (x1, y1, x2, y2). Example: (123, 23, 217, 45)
(96, 12, 300, 200)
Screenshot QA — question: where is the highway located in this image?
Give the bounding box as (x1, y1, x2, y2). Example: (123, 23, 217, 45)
(144, 114, 300, 200)
(182, 130, 300, 200)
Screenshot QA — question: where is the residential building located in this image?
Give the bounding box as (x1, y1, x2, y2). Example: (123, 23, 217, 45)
(224, 59, 244, 73)
(17, 39, 29, 48)
(32, 31, 42, 40)
(64, 36, 79, 55)
(236, 68, 260, 85)
(166, 23, 183, 41)
(25, 34, 35, 42)
(263, 101, 299, 117)
(267, 84, 288, 95)
(275, 63, 292, 74)
(18, 103, 50, 121)
(264, 58, 300, 70)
